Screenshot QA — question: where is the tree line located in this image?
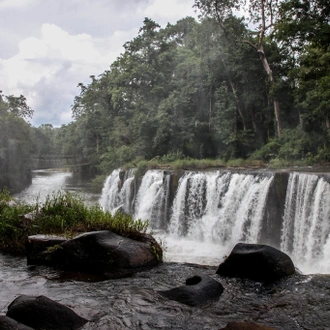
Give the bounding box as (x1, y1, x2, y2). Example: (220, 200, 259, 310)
(1, 0, 329, 190)
(0, 92, 63, 191)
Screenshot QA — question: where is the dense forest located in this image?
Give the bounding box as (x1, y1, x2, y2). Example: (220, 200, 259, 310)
(1, 0, 329, 191)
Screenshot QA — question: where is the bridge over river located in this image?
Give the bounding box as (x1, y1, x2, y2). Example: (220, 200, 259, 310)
(30, 155, 90, 170)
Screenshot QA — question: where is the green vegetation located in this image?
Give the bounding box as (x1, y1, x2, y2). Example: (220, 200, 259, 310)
(1, 2, 329, 193)
(0, 189, 149, 254)
(58, 6, 329, 176)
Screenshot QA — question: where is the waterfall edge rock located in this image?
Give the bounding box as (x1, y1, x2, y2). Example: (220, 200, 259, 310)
(216, 243, 295, 283)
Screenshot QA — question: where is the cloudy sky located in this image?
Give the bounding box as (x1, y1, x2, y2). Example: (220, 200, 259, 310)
(0, 0, 197, 127)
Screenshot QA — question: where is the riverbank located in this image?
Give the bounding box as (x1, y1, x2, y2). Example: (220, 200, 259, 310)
(1, 253, 329, 329)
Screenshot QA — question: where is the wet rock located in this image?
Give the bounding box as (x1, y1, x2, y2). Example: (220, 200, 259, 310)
(220, 321, 277, 330)
(26, 234, 67, 265)
(51, 230, 162, 277)
(216, 243, 295, 283)
(0, 315, 34, 330)
(6, 295, 87, 330)
(159, 274, 224, 306)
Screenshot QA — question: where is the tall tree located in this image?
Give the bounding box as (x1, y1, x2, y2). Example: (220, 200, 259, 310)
(275, 0, 330, 132)
(194, 0, 283, 138)
(3, 94, 34, 120)
(0, 92, 34, 191)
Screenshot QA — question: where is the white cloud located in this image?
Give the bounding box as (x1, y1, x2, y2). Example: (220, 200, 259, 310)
(0, 0, 38, 10)
(143, 0, 197, 23)
(0, 0, 198, 126)
(0, 23, 127, 126)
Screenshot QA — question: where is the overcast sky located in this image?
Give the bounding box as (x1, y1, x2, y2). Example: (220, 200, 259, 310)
(0, 0, 197, 127)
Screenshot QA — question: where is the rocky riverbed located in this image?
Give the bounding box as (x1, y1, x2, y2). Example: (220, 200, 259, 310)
(1, 253, 330, 330)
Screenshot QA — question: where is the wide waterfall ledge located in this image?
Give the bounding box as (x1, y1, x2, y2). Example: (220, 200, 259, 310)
(99, 168, 330, 275)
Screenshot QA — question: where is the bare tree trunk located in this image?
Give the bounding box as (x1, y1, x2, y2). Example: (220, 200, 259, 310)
(250, 108, 258, 133)
(209, 86, 213, 133)
(96, 133, 100, 156)
(229, 80, 247, 131)
(220, 57, 247, 131)
(258, 45, 282, 138)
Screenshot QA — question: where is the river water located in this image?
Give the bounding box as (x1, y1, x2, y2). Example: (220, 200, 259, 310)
(14, 169, 100, 205)
(2, 169, 330, 329)
(13, 169, 330, 274)
(13, 170, 224, 267)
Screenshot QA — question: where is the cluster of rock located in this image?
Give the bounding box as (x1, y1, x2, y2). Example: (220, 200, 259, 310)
(159, 243, 295, 307)
(1, 228, 295, 329)
(158, 243, 295, 330)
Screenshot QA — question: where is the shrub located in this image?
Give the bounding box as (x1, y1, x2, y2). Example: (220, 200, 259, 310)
(0, 190, 149, 254)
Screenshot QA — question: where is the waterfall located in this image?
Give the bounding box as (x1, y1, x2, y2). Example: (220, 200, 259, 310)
(100, 169, 274, 265)
(99, 168, 136, 214)
(169, 171, 274, 245)
(281, 172, 330, 273)
(99, 168, 330, 273)
(134, 170, 170, 229)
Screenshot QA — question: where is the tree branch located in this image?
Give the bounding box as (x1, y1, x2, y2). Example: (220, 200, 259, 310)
(241, 40, 258, 50)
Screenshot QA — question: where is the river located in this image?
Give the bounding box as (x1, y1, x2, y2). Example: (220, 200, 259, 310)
(13, 168, 330, 274)
(14, 169, 100, 205)
(2, 169, 330, 329)
(13, 169, 231, 267)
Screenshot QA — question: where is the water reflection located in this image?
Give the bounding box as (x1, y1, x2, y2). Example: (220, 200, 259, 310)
(14, 169, 100, 205)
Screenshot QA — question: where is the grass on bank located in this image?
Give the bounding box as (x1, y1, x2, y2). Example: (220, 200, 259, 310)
(123, 157, 266, 178)
(0, 189, 149, 254)
(124, 154, 323, 177)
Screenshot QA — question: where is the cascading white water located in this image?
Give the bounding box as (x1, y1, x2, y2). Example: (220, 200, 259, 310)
(165, 171, 274, 264)
(100, 168, 330, 273)
(99, 168, 136, 214)
(134, 170, 170, 228)
(169, 171, 273, 243)
(281, 172, 330, 273)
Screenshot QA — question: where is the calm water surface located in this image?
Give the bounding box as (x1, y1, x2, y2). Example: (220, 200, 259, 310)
(14, 169, 100, 205)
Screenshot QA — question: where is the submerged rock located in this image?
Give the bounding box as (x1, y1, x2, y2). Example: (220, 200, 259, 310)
(159, 274, 224, 306)
(220, 321, 277, 330)
(216, 243, 295, 283)
(6, 295, 87, 330)
(2, 258, 330, 330)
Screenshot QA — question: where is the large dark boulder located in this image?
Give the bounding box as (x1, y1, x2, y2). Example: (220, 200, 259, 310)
(217, 243, 295, 283)
(51, 230, 162, 277)
(220, 321, 277, 330)
(26, 234, 67, 265)
(159, 274, 224, 307)
(6, 295, 87, 330)
(0, 316, 34, 330)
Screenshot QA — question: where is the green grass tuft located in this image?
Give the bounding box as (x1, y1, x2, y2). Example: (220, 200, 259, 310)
(0, 190, 149, 254)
